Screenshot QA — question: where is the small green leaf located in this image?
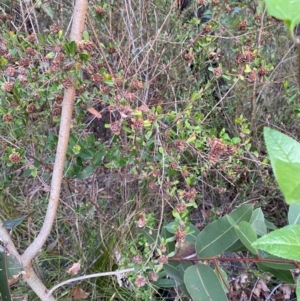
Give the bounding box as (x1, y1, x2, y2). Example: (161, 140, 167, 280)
(46, 52, 55, 58)
(184, 264, 228, 301)
(79, 52, 90, 62)
(252, 224, 300, 261)
(76, 166, 94, 179)
(68, 41, 77, 56)
(83, 31, 89, 41)
(3, 216, 29, 230)
(41, 3, 54, 18)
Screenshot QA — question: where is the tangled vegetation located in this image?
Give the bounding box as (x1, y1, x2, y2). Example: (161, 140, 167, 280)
(1, 0, 300, 300)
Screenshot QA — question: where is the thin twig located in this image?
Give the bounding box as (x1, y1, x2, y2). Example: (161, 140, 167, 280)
(48, 268, 134, 295)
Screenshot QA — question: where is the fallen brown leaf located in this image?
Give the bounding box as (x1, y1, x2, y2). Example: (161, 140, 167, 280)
(72, 287, 90, 299)
(67, 260, 81, 275)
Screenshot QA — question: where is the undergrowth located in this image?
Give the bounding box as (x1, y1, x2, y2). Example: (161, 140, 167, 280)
(0, 0, 299, 300)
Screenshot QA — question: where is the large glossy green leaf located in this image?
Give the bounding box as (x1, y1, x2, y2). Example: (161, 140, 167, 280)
(264, 0, 300, 35)
(288, 204, 300, 224)
(252, 224, 300, 261)
(184, 264, 228, 301)
(196, 205, 252, 257)
(264, 127, 300, 204)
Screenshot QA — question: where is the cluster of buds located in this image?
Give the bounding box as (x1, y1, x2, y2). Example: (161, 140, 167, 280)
(107, 47, 116, 54)
(1, 82, 14, 92)
(183, 52, 195, 62)
(49, 53, 65, 72)
(181, 187, 197, 202)
(5, 66, 16, 77)
(201, 24, 212, 34)
(131, 80, 143, 90)
(174, 139, 186, 151)
(77, 40, 95, 53)
(3, 113, 13, 122)
(96, 6, 106, 16)
(246, 70, 257, 82)
(9, 152, 22, 164)
(114, 77, 124, 87)
(110, 120, 122, 135)
(208, 138, 237, 163)
(27, 34, 36, 43)
(124, 91, 136, 102)
(26, 103, 37, 113)
(236, 50, 255, 64)
(131, 118, 144, 131)
(62, 78, 73, 89)
(176, 203, 187, 214)
(19, 58, 30, 67)
(258, 67, 268, 77)
(50, 23, 59, 34)
(174, 226, 186, 243)
(237, 20, 248, 30)
(25, 47, 37, 57)
(91, 73, 104, 85)
(213, 66, 223, 78)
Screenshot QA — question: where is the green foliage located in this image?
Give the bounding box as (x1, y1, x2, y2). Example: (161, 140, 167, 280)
(184, 264, 228, 301)
(264, 0, 300, 37)
(1, 0, 300, 300)
(264, 127, 300, 204)
(253, 224, 300, 261)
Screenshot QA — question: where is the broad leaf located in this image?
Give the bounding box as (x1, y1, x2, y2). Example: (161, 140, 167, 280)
(178, 262, 193, 298)
(251, 219, 267, 237)
(163, 261, 183, 284)
(264, 0, 300, 36)
(76, 166, 95, 179)
(297, 276, 300, 301)
(215, 268, 229, 293)
(196, 205, 252, 257)
(184, 264, 228, 301)
(155, 278, 176, 288)
(2, 215, 29, 230)
(252, 224, 300, 261)
(0, 247, 11, 301)
(231, 220, 258, 255)
(249, 208, 265, 225)
(288, 204, 300, 224)
(264, 127, 300, 204)
(257, 263, 294, 284)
